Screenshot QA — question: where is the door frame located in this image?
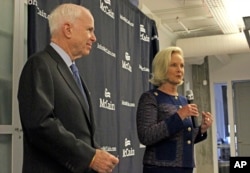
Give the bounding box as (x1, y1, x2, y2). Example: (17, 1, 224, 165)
(0, 1, 26, 173)
(12, 0, 26, 172)
(232, 80, 250, 156)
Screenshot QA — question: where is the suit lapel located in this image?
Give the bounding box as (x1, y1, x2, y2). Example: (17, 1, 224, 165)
(80, 77, 95, 133)
(45, 46, 92, 126)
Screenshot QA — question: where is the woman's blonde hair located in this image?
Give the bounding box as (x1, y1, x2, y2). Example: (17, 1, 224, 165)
(149, 46, 184, 86)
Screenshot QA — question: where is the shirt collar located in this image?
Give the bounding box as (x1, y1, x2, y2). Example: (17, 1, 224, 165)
(50, 42, 73, 67)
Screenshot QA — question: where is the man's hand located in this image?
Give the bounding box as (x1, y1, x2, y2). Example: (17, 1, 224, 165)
(90, 149, 119, 173)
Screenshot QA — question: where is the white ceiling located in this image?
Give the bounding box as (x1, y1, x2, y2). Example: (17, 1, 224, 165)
(138, 0, 250, 63)
(139, 0, 250, 39)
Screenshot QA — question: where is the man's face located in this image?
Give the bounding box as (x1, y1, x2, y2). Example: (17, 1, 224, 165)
(70, 12, 96, 59)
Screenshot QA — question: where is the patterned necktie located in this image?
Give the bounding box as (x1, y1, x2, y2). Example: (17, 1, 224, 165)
(70, 63, 89, 109)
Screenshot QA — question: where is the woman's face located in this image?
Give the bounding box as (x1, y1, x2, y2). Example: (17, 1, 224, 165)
(166, 52, 184, 85)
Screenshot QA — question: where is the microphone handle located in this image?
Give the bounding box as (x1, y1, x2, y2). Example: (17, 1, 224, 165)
(192, 116, 199, 128)
(188, 100, 199, 128)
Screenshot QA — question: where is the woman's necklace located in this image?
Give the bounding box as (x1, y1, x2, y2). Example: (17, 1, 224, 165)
(157, 88, 182, 109)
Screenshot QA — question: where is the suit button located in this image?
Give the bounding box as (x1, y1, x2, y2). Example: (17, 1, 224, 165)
(187, 140, 191, 144)
(187, 127, 192, 131)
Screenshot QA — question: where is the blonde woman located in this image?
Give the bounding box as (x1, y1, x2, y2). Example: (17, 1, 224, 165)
(136, 46, 213, 173)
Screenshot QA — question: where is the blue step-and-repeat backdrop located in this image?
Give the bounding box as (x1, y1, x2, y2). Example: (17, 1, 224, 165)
(27, 0, 159, 172)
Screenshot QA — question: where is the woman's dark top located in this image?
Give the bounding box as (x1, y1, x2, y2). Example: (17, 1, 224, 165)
(136, 89, 207, 171)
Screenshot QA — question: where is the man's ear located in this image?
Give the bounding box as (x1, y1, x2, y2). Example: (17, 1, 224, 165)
(63, 22, 72, 38)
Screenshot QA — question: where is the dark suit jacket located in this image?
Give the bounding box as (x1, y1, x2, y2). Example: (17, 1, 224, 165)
(18, 45, 98, 173)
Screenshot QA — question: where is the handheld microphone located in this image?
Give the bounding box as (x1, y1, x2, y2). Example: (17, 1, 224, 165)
(186, 90, 199, 128)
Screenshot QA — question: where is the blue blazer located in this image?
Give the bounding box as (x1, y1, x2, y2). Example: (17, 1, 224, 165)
(18, 45, 98, 173)
(136, 89, 207, 168)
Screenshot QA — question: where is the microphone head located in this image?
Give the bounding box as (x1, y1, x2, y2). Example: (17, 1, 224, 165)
(186, 90, 194, 101)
